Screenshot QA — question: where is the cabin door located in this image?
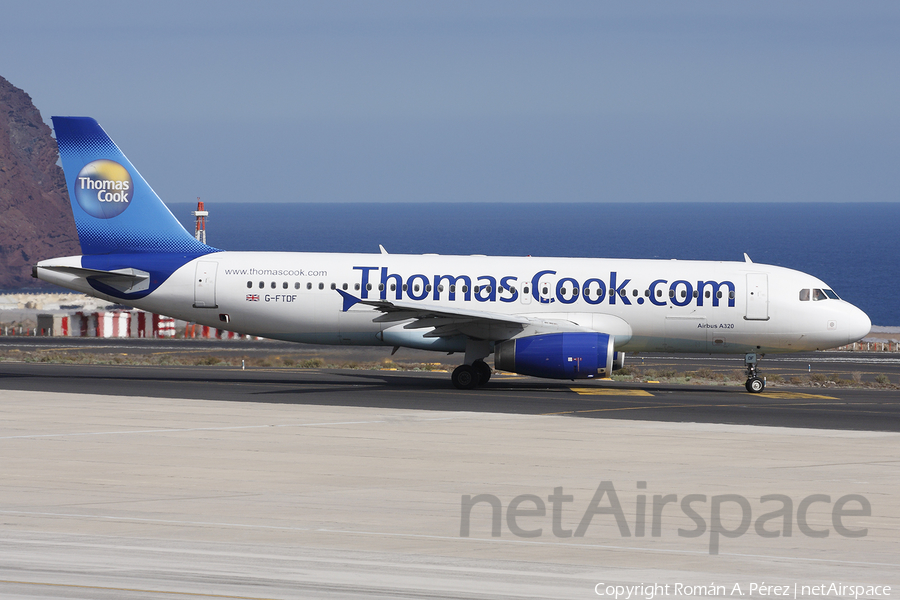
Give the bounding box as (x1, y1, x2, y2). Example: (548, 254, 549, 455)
(745, 273, 769, 321)
(193, 261, 218, 308)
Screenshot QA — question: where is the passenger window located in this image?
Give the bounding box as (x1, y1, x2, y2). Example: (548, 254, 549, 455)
(669, 290, 675, 298)
(438, 285, 444, 292)
(390, 284, 396, 291)
(246, 281, 252, 289)
(799, 289, 810, 301)
(306, 282, 311, 290)
(283, 282, 288, 289)
(367, 283, 372, 291)
(621, 289, 627, 297)
(259, 281, 264, 289)
(402, 284, 408, 291)
(342, 283, 348, 290)
(319, 283, 324, 290)
(705, 291, 711, 298)
(474, 285, 480, 293)
(270, 282, 276, 289)
(717, 291, 722, 299)
(729, 291, 735, 299)
(523, 286, 529, 294)
(414, 284, 420, 292)
(330, 283, 336, 290)
(450, 285, 456, 293)
(692, 290, 698, 298)
(656, 289, 662, 298)
(378, 284, 384, 291)
(296, 282, 302, 289)
(633, 289, 638, 297)
(542, 287, 548, 295)
(426, 284, 432, 292)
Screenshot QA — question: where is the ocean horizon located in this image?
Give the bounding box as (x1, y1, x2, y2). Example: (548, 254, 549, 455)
(163, 202, 897, 326)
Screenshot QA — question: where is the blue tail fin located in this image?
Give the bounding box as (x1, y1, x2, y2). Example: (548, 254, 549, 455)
(52, 116, 217, 256)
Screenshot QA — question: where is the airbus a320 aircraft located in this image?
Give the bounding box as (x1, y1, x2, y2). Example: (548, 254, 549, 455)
(34, 117, 871, 392)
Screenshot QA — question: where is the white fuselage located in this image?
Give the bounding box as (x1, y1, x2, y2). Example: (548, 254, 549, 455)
(37, 251, 872, 355)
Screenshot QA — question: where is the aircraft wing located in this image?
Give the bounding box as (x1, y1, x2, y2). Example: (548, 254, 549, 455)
(337, 289, 592, 341)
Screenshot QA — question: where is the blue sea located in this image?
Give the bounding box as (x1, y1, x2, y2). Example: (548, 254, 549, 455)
(170, 203, 899, 326)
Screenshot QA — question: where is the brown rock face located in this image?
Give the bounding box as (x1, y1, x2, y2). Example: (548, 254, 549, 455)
(0, 76, 80, 290)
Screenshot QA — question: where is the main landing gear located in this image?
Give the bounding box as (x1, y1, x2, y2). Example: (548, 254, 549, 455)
(744, 353, 766, 393)
(451, 359, 492, 390)
(451, 340, 494, 390)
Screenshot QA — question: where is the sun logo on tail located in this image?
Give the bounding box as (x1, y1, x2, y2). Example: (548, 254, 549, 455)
(74, 159, 134, 219)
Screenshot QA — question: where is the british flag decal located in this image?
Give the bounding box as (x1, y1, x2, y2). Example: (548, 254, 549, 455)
(246, 294, 260, 301)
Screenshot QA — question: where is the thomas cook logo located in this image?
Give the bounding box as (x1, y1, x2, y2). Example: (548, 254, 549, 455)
(74, 159, 134, 219)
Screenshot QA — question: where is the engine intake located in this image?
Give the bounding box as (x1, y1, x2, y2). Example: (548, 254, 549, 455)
(494, 332, 616, 380)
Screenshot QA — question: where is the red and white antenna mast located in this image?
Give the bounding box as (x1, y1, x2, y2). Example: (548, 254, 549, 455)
(191, 197, 208, 244)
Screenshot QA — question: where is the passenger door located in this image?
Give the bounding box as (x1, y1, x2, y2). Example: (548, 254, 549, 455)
(745, 273, 769, 321)
(193, 261, 218, 308)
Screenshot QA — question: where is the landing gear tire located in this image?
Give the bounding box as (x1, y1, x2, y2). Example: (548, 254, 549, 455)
(745, 377, 765, 393)
(452, 365, 480, 390)
(473, 360, 492, 384)
(743, 353, 765, 394)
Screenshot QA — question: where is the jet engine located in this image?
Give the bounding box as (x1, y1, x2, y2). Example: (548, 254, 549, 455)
(494, 332, 616, 380)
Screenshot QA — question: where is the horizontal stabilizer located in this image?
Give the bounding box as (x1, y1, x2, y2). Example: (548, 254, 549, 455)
(35, 264, 150, 294)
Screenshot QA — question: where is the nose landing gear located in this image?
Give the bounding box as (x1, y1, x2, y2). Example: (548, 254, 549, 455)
(744, 353, 766, 393)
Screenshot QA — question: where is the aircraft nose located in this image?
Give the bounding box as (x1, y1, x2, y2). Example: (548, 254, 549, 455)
(844, 304, 871, 344)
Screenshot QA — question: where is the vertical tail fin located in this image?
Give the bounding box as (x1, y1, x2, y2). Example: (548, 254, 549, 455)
(52, 116, 217, 256)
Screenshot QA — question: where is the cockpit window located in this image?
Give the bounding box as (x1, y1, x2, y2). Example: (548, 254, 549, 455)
(801, 288, 839, 301)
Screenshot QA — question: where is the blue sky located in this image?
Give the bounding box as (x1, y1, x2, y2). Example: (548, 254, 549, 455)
(2, 1, 898, 203)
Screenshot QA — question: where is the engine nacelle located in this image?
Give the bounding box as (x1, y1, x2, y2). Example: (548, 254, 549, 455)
(494, 332, 615, 380)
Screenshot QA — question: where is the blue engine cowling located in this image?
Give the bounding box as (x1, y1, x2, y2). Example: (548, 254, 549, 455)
(494, 332, 616, 380)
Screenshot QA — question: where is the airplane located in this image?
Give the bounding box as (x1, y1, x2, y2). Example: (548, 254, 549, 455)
(34, 117, 872, 392)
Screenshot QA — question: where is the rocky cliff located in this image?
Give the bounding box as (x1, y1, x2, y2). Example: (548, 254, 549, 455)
(0, 76, 80, 290)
